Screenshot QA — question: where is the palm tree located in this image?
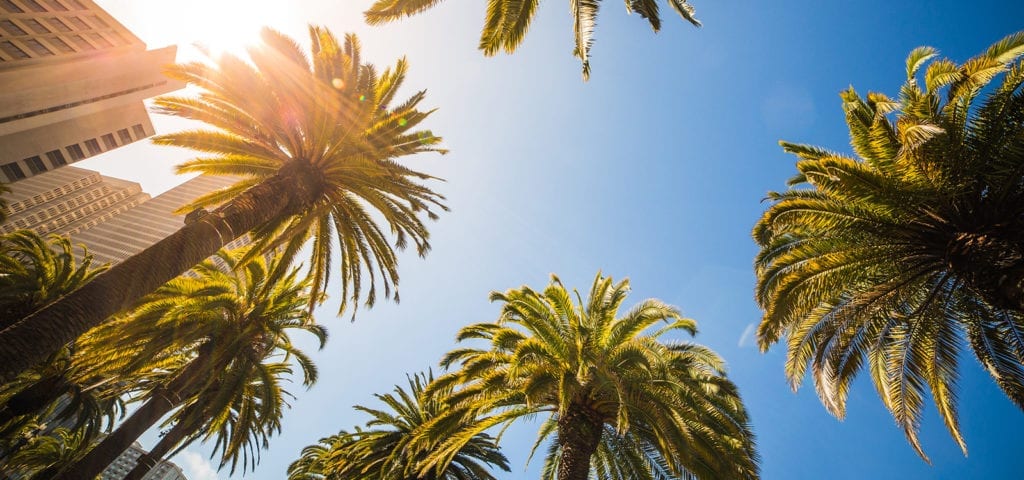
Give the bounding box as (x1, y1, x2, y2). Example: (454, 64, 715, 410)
(0, 26, 446, 382)
(421, 273, 758, 480)
(53, 249, 325, 480)
(0, 230, 108, 329)
(364, 0, 703, 79)
(0, 343, 127, 458)
(0, 231, 119, 458)
(287, 371, 509, 480)
(753, 32, 1024, 460)
(1, 428, 94, 479)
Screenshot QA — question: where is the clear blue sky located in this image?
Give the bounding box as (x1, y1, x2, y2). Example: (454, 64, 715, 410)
(87, 1, 1024, 478)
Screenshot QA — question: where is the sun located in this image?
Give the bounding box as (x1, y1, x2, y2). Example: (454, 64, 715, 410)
(127, 0, 299, 59)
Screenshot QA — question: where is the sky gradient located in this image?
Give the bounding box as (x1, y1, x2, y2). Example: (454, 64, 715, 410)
(82, 1, 1024, 478)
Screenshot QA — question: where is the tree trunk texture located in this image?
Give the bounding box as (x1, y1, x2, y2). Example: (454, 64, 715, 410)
(50, 352, 212, 480)
(945, 230, 1024, 312)
(123, 416, 196, 480)
(0, 172, 308, 382)
(0, 375, 70, 425)
(556, 405, 603, 480)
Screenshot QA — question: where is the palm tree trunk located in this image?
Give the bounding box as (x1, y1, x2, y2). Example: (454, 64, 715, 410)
(0, 171, 314, 382)
(556, 405, 603, 480)
(50, 352, 211, 480)
(122, 416, 196, 480)
(0, 375, 70, 425)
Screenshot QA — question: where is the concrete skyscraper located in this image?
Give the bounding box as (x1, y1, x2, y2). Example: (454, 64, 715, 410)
(0, 0, 181, 183)
(1, 165, 239, 265)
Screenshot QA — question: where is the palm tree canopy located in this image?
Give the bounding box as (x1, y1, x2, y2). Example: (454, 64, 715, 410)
(0, 25, 446, 384)
(288, 371, 509, 480)
(153, 26, 447, 318)
(0, 230, 108, 326)
(1, 427, 94, 479)
(422, 273, 759, 480)
(753, 31, 1024, 460)
(363, 0, 702, 79)
(84, 249, 326, 474)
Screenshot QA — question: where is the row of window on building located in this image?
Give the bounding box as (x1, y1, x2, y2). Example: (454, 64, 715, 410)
(0, 13, 128, 60)
(0, 0, 88, 14)
(0, 123, 146, 182)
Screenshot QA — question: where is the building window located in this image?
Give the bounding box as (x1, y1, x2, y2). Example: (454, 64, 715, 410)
(24, 19, 50, 34)
(47, 18, 71, 32)
(0, 41, 29, 59)
(47, 36, 74, 53)
(66, 143, 85, 160)
(89, 15, 109, 28)
(85, 32, 112, 48)
(44, 0, 67, 11)
(46, 149, 67, 167)
(0, 20, 28, 36)
(22, 0, 46, 12)
(24, 38, 54, 56)
(24, 156, 47, 174)
(68, 34, 93, 50)
(65, 0, 83, 8)
(117, 128, 132, 144)
(132, 124, 146, 139)
(1, 162, 26, 181)
(0, 1, 25, 13)
(102, 133, 117, 149)
(66, 16, 88, 30)
(84, 138, 101, 155)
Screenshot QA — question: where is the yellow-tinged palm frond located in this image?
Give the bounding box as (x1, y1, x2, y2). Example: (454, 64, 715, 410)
(754, 31, 1024, 460)
(77, 248, 325, 476)
(287, 371, 509, 480)
(0, 230, 108, 326)
(153, 26, 447, 320)
(363, 0, 702, 80)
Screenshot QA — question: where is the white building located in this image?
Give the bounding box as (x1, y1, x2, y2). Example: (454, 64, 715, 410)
(101, 442, 188, 480)
(0, 0, 181, 182)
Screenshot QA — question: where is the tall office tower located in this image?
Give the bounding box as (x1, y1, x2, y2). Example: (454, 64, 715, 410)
(101, 442, 189, 480)
(1, 165, 151, 238)
(1, 165, 239, 265)
(70, 172, 244, 265)
(0, 0, 181, 183)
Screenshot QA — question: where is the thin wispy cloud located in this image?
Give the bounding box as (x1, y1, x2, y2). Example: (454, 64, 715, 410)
(737, 323, 757, 349)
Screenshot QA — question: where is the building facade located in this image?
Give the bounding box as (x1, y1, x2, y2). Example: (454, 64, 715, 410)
(1, 165, 240, 265)
(101, 442, 188, 480)
(0, 0, 181, 182)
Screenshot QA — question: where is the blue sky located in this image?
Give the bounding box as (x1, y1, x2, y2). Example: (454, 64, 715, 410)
(85, 0, 1024, 478)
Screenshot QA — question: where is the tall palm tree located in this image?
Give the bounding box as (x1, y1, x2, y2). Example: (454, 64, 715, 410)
(0, 26, 446, 382)
(288, 371, 509, 480)
(753, 32, 1024, 460)
(0, 230, 108, 329)
(421, 273, 758, 480)
(364, 0, 703, 79)
(53, 249, 324, 480)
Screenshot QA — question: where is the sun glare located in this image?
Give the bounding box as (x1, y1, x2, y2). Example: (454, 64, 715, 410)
(133, 0, 298, 59)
